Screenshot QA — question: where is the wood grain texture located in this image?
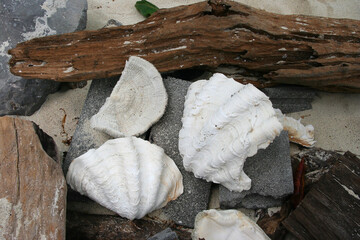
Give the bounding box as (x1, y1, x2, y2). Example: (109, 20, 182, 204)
(283, 152, 360, 240)
(8, 0, 360, 92)
(0, 117, 66, 240)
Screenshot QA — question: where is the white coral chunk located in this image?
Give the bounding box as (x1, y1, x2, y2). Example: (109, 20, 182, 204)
(66, 137, 183, 220)
(90, 56, 167, 137)
(179, 73, 283, 192)
(193, 209, 270, 240)
(275, 109, 315, 147)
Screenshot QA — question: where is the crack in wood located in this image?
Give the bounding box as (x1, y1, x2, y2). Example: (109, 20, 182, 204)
(12, 119, 21, 202)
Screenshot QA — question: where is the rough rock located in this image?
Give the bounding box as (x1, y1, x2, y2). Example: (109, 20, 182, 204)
(103, 19, 122, 28)
(0, 0, 87, 116)
(219, 131, 294, 209)
(149, 77, 212, 228)
(262, 86, 316, 113)
(0, 116, 66, 239)
(148, 228, 179, 240)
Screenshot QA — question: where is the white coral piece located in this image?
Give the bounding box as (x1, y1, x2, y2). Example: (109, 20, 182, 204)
(179, 73, 283, 192)
(275, 109, 315, 147)
(193, 209, 270, 240)
(90, 56, 167, 137)
(66, 137, 183, 220)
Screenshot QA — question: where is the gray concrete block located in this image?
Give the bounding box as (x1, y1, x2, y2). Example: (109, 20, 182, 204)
(221, 193, 284, 209)
(147, 228, 178, 240)
(150, 77, 212, 228)
(219, 131, 294, 209)
(262, 86, 316, 113)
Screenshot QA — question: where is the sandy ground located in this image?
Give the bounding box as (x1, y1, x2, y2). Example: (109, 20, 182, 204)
(24, 84, 91, 154)
(288, 93, 360, 155)
(26, 0, 360, 157)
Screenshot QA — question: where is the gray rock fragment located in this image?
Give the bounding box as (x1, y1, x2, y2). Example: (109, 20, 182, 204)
(147, 228, 179, 240)
(262, 86, 316, 113)
(219, 131, 294, 209)
(150, 77, 212, 228)
(0, 0, 87, 116)
(227, 194, 283, 209)
(103, 19, 122, 28)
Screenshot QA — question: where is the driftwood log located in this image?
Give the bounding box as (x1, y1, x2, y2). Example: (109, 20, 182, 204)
(8, 0, 360, 92)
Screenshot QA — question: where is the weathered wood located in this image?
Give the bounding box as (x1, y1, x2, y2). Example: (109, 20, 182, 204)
(291, 148, 341, 192)
(66, 211, 191, 240)
(0, 116, 66, 239)
(9, 0, 360, 92)
(283, 152, 360, 240)
(257, 202, 292, 239)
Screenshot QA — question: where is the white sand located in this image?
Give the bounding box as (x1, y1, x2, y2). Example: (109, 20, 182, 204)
(86, 0, 360, 30)
(26, 0, 360, 156)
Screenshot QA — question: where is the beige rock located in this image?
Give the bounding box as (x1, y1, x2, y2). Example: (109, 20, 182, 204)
(0, 116, 66, 240)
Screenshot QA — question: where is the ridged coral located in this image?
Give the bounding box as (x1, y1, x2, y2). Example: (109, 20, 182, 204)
(179, 73, 282, 192)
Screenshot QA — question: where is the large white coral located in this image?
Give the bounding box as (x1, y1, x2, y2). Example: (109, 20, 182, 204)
(193, 209, 270, 240)
(179, 73, 283, 192)
(90, 56, 167, 137)
(66, 137, 183, 220)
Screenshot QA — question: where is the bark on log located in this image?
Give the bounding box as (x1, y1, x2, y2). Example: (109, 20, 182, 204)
(8, 0, 360, 92)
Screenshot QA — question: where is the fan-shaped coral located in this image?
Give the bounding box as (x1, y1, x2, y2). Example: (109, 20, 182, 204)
(90, 56, 167, 137)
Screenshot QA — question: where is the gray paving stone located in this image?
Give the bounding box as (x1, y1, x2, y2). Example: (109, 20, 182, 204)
(147, 228, 178, 240)
(150, 77, 212, 228)
(0, 0, 87, 116)
(219, 131, 294, 209)
(262, 86, 316, 113)
(221, 193, 283, 209)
